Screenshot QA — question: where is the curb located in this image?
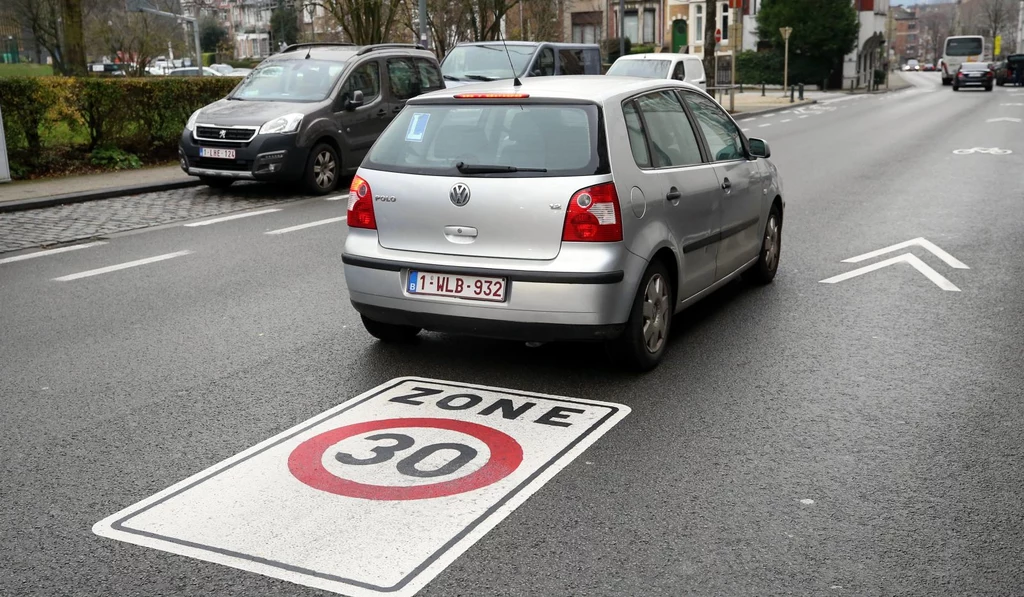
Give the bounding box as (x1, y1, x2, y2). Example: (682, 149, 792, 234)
(731, 99, 818, 117)
(0, 179, 203, 214)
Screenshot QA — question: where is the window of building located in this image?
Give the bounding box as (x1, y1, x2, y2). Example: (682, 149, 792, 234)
(722, 3, 729, 40)
(695, 5, 703, 42)
(571, 12, 600, 44)
(623, 11, 639, 43)
(643, 9, 656, 44)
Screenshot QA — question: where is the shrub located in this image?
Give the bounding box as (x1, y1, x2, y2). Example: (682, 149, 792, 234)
(630, 44, 657, 55)
(736, 50, 784, 85)
(0, 76, 238, 178)
(89, 146, 143, 170)
(203, 52, 216, 67)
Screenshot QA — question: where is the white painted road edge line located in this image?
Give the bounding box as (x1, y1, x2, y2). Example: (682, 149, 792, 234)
(265, 217, 347, 235)
(53, 250, 193, 282)
(0, 241, 106, 265)
(184, 209, 281, 227)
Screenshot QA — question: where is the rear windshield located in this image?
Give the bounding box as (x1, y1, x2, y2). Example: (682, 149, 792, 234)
(960, 62, 989, 71)
(606, 59, 671, 79)
(441, 45, 535, 81)
(364, 103, 606, 178)
(945, 38, 983, 56)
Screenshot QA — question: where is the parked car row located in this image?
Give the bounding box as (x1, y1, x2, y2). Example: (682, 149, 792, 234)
(178, 41, 712, 194)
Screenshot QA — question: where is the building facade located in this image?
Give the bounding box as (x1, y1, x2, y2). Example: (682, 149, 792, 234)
(890, 6, 918, 67)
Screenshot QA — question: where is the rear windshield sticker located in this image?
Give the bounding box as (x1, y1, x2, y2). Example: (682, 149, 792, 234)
(406, 113, 430, 142)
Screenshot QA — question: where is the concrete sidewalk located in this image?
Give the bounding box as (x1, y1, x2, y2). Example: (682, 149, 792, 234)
(0, 164, 199, 212)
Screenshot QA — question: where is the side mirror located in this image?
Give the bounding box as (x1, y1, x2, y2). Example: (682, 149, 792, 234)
(345, 89, 364, 110)
(748, 138, 770, 159)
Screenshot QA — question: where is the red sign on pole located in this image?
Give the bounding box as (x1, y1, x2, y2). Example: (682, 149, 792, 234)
(715, 28, 722, 43)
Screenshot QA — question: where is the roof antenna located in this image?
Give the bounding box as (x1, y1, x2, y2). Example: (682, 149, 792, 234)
(496, 28, 522, 86)
(305, 46, 312, 59)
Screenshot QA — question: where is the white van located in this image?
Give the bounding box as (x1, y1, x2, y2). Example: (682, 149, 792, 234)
(605, 53, 707, 90)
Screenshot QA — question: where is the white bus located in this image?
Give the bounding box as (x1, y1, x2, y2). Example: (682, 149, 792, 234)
(939, 35, 986, 86)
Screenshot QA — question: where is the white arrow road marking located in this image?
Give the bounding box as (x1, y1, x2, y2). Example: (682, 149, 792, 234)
(820, 253, 961, 291)
(986, 117, 1022, 123)
(53, 250, 192, 281)
(265, 217, 346, 235)
(184, 208, 281, 227)
(842, 237, 969, 268)
(0, 241, 106, 265)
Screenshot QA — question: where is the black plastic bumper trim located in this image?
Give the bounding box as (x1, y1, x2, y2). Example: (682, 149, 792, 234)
(342, 254, 625, 284)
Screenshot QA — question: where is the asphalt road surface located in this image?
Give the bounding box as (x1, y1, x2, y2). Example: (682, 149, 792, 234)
(2, 72, 1023, 597)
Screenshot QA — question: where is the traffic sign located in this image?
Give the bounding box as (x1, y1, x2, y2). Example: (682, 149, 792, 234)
(715, 28, 722, 43)
(93, 378, 630, 597)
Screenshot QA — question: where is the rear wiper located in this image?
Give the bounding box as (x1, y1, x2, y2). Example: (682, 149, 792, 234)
(463, 74, 497, 81)
(443, 74, 463, 81)
(456, 162, 547, 174)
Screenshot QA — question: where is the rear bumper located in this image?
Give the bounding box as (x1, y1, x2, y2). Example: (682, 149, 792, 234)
(954, 77, 992, 87)
(342, 229, 648, 342)
(352, 302, 626, 342)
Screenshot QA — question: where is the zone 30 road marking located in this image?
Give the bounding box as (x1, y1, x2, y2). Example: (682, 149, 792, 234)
(94, 377, 630, 597)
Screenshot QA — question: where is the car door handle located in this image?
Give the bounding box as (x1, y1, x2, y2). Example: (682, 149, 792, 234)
(666, 187, 682, 201)
(721, 177, 732, 191)
(392, 106, 402, 113)
(375, 108, 387, 118)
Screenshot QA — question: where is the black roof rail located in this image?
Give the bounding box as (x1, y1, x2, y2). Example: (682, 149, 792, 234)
(356, 43, 428, 55)
(281, 42, 357, 53)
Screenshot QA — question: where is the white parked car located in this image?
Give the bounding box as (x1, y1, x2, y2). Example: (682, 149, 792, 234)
(606, 53, 707, 91)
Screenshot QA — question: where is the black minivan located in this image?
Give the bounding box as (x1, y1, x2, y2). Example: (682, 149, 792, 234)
(179, 43, 444, 194)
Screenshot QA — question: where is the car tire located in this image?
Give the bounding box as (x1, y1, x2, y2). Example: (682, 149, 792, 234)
(200, 177, 233, 189)
(304, 142, 341, 195)
(607, 261, 674, 373)
(985, 84, 993, 91)
(360, 315, 421, 343)
(952, 84, 959, 91)
(744, 205, 782, 285)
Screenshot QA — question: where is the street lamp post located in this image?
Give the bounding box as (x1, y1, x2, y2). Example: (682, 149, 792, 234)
(780, 26, 792, 97)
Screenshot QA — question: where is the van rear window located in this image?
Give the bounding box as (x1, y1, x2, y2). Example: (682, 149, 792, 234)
(364, 103, 607, 177)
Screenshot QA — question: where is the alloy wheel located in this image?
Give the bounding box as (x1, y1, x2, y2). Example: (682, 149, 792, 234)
(642, 274, 671, 354)
(314, 150, 336, 189)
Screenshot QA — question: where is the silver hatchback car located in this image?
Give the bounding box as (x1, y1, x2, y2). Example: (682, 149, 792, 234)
(342, 76, 784, 371)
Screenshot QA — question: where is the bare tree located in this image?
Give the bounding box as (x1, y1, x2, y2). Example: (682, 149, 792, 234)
(703, 0, 717, 82)
(975, 0, 1013, 49)
(318, 0, 403, 44)
(11, 0, 66, 74)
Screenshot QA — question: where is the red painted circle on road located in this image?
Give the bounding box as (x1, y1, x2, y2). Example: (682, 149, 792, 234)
(288, 418, 523, 500)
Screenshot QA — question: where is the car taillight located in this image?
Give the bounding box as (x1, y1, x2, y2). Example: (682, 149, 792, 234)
(562, 183, 622, 242)
(347, 175, 376, 229)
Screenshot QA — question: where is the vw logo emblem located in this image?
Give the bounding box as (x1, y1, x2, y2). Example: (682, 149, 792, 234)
(449, 183, 471, 207)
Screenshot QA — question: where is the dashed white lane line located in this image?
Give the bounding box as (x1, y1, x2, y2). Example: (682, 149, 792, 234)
(780, 119, 792, 123)
(324, 194, 348, 201)
(742, 128, 751, 132)
(183, 209, 281, 227)
(759, 123, 772, 127)
(799, 115, 810, 118)
(53, 250, 192, 282)
(265, 217, 347, 235)
(0, 241, 106, 265)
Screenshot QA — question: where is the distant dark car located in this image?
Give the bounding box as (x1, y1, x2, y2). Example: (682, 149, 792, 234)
(178, 43, 445, 194)
(953, 62, 993, 91)
(995, 55, 1024, 86)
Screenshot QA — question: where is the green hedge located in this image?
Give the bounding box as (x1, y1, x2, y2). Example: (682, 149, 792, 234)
(0, 76, 239, 178)
(736, 50, 784, 85)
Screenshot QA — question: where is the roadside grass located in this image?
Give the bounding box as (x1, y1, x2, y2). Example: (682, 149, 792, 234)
(0, 63, 54, 77)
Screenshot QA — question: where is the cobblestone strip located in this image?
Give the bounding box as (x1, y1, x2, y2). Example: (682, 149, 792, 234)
(0, 184, 309, 253)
